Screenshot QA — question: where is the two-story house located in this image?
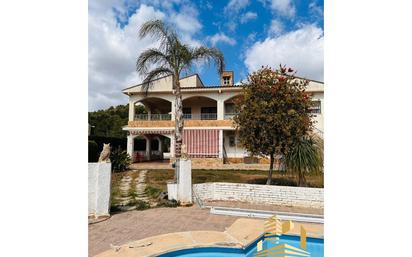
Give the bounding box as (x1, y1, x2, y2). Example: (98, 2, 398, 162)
(122, 71, 324, 166)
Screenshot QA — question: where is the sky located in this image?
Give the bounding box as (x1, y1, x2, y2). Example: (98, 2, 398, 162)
(89, 0, 324, 111)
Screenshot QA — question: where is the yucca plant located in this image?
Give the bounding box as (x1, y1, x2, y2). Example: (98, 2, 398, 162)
(285, 136, 323, 186)
(110, 147, 131, 172)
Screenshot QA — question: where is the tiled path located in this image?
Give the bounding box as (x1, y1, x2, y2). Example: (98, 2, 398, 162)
(88, 206, 238, 256)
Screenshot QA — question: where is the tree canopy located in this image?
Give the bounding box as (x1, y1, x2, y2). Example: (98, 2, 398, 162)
(234, 65, 315, 184)
(88, 104, 146, 138)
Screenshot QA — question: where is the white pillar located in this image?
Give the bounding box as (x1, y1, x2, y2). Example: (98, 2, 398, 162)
(218, 129, 224, 159)
(170, 135, 175, 158)
(145, 137, 151, 160)
(127, 134, 134, 161)
(171, 98, 176, 120)
(217, 99, 224, 120)
(129, 101, 135, 121)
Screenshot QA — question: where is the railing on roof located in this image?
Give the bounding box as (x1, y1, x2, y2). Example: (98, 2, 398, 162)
(134, 114, 172, 120)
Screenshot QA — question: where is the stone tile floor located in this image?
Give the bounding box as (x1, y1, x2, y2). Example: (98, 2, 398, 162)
(89, 206, 239, 256)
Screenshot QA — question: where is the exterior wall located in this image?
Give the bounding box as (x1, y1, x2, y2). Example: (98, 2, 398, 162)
(193, 182, 324, 209)
(311, 92, 324, 132)
(180, 75, 202, 88)
(223, 131, 247, 158)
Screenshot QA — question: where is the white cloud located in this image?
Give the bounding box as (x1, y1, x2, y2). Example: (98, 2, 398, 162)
(224, 0, 250, 13)
(209, 33, 236, 46)
(244, 24, 324, 81)
(259, 0, 295, 17)
(268, 19, 283, 36)
(88, 1, 202, 111)
(271, 0, 295, 17)
(170, 5, 202, 34)
(240, 11, 257, 24)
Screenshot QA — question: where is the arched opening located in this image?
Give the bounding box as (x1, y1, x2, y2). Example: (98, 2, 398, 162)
(131, 134, 172, 163)
(182, 96, 217, 120)
(133, 97, 172, 120)
(223, 95, 241, 119)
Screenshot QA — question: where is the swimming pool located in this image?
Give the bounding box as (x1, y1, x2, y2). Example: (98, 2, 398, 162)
(158, 235, 324, 257)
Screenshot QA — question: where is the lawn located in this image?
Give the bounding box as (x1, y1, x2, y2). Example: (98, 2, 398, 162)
(144, 169, 323, 195)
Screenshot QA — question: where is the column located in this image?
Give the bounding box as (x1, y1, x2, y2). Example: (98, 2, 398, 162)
(218, 129, 224, 159)
(217, 99, 224, 120)
(127, 134, 134, 162)
(170, 135, 175, 158)
(145, 136, 151, 161)
(147, 108, 151, 120)
(128, 101, 135, 121)
(171, 98, 176, 120)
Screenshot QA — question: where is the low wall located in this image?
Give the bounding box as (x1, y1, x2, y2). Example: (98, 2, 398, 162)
(88, 162, 112, 216)
(193, 182, 323, 209)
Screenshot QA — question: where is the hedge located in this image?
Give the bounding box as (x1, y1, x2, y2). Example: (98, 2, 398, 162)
(88, 140, 99, 162)
(88, 136, 127, 153)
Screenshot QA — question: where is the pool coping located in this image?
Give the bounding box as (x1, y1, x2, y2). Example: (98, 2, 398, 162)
(94, 218, 323, 257)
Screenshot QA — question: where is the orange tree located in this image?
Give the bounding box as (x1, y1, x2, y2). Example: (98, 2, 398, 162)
(234, 65, 314, 184)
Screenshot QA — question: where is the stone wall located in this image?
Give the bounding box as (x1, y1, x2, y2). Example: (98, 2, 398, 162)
(193, 182, 323, 209)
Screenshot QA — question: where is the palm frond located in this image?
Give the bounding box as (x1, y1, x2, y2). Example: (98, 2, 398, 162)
(141, 67, 173, 95)
(190, 46, 225, 74)
(285, 137, 323, 175)
(139, 20, 177, 52)
(136, 48, 169, 75)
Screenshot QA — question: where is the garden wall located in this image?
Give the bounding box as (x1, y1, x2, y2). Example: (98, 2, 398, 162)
(88, 162, 112, 216)
(193, 182, 323, 209)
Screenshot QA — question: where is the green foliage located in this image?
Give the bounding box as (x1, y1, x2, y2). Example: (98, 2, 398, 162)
(234, 65, 314, 184)
(135, 200, 150, 210)
(157, 199, 179, 208)
(88, 140, 99, 162)
(110, 147, 131, 172)
(88, 104, 146, 138)
(285, 136, 323, 186)
(145, 186, 162, 199)
(89, 136, 127, 151)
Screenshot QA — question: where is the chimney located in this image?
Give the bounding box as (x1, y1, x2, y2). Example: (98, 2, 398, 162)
(220, 71, 234, 86)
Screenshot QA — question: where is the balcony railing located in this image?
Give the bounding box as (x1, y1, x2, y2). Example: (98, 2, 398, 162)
(224, 113, 237, 119)
(134, 114, 172, 120)
(183, 113, 217, 120)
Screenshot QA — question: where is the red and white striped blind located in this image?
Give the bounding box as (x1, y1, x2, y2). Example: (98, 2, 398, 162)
(182, 129, 219, 158)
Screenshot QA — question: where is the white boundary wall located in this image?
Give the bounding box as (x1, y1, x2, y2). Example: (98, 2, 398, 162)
(88, 163, 112, 216)
(193, 182, 323, 209)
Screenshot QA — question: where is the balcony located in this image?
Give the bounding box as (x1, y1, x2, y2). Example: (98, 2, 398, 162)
(134, 114, 172, 120)
(183, 113, 217, 120)
(224, 113, 237, 119)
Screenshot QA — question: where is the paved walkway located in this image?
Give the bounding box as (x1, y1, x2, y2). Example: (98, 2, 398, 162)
(88, 206, 238, 256)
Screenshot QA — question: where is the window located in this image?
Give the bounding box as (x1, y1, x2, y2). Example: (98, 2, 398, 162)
(309, 101, 321, 114)
(223, 76, 231, 85)
(229, 136, 236, 147)
(183, 107, 192, 119)
(200, 107, 217, 120)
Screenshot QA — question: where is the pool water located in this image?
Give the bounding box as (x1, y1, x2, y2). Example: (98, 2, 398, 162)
(158, 235, 324, 257)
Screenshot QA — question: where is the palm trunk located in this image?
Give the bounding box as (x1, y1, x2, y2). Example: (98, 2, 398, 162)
(173, 76, 184, 181)
(266, 152, 275, 185)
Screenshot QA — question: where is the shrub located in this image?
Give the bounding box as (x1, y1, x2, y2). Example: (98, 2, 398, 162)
(157, 199, 179, 208)
(88, 140, 99, 162)
(135, 200, 150, 210)
(110, 147, 131, 172)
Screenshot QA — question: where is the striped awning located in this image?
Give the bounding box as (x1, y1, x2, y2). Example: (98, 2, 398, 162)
(183, 129, 219, 157)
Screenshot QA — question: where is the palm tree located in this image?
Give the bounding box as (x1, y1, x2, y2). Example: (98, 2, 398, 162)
(285, 136, 323, 187)
(136, 20, 224, 165)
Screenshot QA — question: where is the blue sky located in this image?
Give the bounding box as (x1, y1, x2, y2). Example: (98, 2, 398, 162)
(89, 0, 324, 111)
